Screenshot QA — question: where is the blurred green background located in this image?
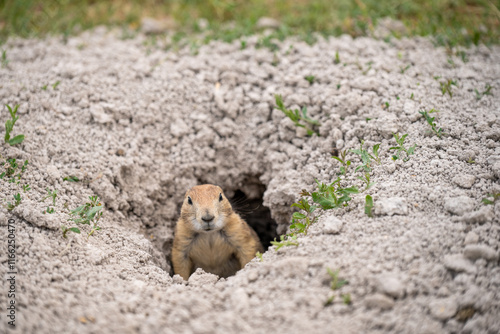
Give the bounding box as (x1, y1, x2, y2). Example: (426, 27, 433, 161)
(0, 0, 499, 46)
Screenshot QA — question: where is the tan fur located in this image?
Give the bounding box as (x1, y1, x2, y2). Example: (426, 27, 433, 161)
(172, 184, 264, 280)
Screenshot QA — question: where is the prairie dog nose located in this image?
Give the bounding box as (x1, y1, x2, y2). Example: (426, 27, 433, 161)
(201, 214, 214, 222)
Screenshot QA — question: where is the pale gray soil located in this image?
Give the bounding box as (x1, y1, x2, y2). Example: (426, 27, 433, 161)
(0, 27, 499, 333)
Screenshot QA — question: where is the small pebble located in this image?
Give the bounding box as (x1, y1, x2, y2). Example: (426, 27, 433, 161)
(443, 254, 477, 274)
(375, 197, 408, 216)
(429, 297, 458, 320)
(364, 293, 395, 310)
(322, 216, 344, 234)
(463, 244, 498, 262)
(452, 174, 476, 189)
(464, 231, 479, 245)
(444, 196, 475, 216)
(375, 273, 405, 299)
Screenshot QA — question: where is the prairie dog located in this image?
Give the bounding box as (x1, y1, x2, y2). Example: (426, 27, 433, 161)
(172, 184, 264, 280)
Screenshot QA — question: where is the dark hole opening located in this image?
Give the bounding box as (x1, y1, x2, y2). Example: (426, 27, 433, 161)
(230, 189, 278, 250)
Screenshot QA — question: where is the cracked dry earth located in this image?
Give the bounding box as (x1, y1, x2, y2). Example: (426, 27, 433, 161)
(0, 27, 499, 333)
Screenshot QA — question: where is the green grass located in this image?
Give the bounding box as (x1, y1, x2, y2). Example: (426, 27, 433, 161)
(0, 1, 498, 47)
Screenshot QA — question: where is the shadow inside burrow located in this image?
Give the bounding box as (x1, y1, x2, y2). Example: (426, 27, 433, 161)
(229, 189, 279, 251)
(161, 184, 279, 277)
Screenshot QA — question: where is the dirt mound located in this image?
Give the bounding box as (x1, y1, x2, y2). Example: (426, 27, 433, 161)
(1, 28, 499, 333)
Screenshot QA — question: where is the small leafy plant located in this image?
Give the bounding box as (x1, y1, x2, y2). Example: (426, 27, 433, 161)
(474, 84, 492, 100)
(482, 193, 500, 205)
(304, 75, 315, 84)
(389, 133, 416, 162)
(357, 173, 375, 191)
(42, 188, 58, 206)
(275, 94, 320, 136)
(325, 268, 349, 306)
(440, 79, 457, 97)
(348, 141, 382, 173)
(365, 195, 374, 217)
(63, 175, 80, 182)
(1, 159, 28, 183)
(22, 184, 31, 192)
(370, 144, 381, 165)
(4, 104, 25, 146)
(419, 109, 444, 138)
(66, 196, 104, 238)
(350, 142, 372, 173)
(334, 51, 340, 64)
(289, 197, 318, 235)
(272, 178, 359, 251)
(5, 193, 21, 211)
(332, 149, 351, 176)
(255, 251, 263, 262)
(400, 65, 411, 74)
(44, 207, 55, 214)
(270, 234, 298, 250)
(61, 226, 81, 238)
(308, 178, 359, 210)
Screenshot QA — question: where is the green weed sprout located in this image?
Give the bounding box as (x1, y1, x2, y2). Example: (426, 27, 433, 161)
(342, 293, 352, 305)
(365, 195, 374, 217)
(332, 149, 351, 176)
(475, 84, 492, 100)
(271, 234, 299, 250)
(419, 109, 444, 138)
(42, 188, 58, 206)
(1, 159, 28, 183)
(389, 133, 416, 162)
(4, 104, 25, 146)
(61, 226, 81, 238)
(440, 79, 457, 97)
(63, 176, 80, 182)
(370, 144, 381, 165)
(4, 158, 18, 177)
(289, 196, 319, 235)
(325, 268, 349, 306)
(67, 196, 103, 238)
(275, 94, 320, 136)
(357, 173, 375, 191)
(304, 75, 315, 84)
(273, 178, 358, 250)
(334, 51, 340, 64)
(44, 207, 55, 214)
(482, 193, 500, 205)
(5, 193, 21, 211)
(22, 184, 30, 192)
(1, 50, 8, 68)
(255, 251, 263, 262)
(310, 178, 359, 210)
(351, 144, 371, 172)
(347, 142, 381, 173)
(400, 65, 411, 74)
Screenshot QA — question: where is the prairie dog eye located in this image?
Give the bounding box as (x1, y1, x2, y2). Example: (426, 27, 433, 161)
(187, 197, 193, 205)
(219, 193, 223, 202)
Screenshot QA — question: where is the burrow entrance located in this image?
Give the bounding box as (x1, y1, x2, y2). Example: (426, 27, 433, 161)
(229, 189, 278, 251)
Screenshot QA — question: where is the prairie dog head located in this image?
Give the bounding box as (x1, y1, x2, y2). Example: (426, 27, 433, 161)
(180, 184, 233, 232)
